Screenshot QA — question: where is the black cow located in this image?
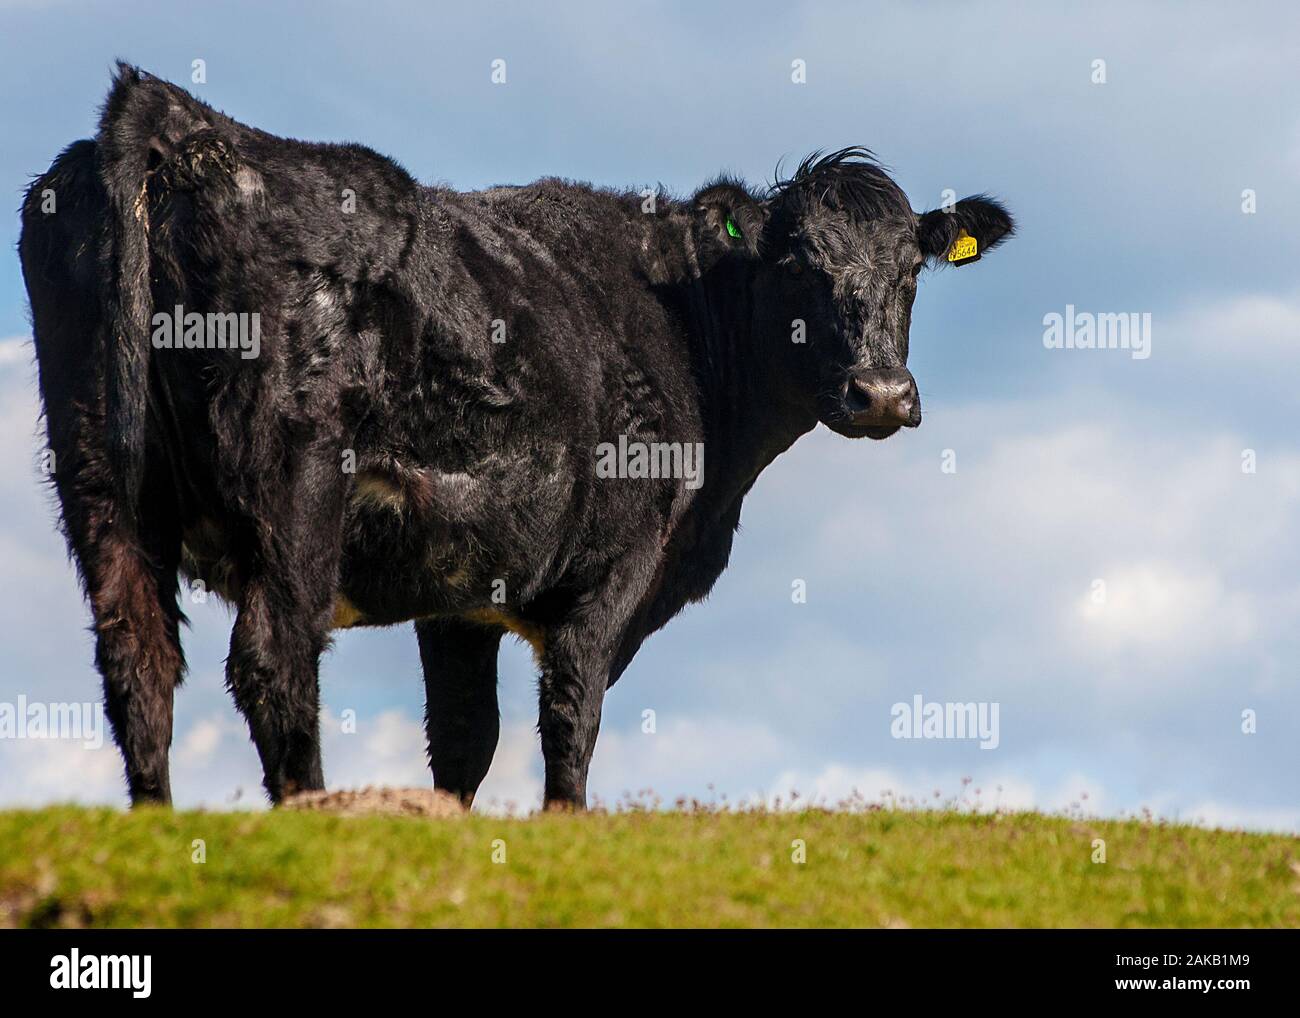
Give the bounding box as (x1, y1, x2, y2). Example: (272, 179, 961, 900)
(19, 65, 1013, 810)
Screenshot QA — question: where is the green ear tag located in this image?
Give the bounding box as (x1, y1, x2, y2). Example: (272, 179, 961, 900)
(725, 217, 742, 239)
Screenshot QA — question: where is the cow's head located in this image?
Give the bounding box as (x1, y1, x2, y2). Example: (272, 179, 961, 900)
(693, 148, 1014, 439)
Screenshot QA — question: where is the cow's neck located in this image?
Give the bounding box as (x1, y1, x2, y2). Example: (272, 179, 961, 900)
(676, 262, 816, 519)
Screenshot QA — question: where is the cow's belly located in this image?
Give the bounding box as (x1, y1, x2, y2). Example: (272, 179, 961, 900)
(331, 463, 572, 634)
(181, 457, 576, 655)
(330, 507, 552, 662)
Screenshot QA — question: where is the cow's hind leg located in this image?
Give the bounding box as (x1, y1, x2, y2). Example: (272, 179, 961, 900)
(48, 364, 186, 807)
(416, 618, 504, 807)
(225, 451, 347, 803)
(44, 389, 186, 808)
(59, 461, 187, 805)
(90, 526, 186, 804)
(227, 576, 332, 803)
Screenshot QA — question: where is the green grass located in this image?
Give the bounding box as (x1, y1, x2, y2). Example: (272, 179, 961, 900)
(1, 805, 1295, 927)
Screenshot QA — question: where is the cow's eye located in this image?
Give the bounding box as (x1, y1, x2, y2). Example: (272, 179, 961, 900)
(784, 257, 803, 277)
(910, 259, 924, 278)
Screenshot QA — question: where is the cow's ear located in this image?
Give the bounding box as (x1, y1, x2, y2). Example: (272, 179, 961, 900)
(693, 182, 765, 258)
(917, 195, 1015, 266)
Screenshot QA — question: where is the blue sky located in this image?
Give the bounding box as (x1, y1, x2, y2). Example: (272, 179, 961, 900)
(0, 0, 1297, 827)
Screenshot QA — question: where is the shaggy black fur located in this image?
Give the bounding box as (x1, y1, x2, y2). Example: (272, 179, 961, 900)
(19, 65, 1014, 809)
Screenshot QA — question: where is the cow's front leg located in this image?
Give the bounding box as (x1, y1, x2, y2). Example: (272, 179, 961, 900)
(536, 558, 652, 811)
(537, 635, 611, 811)
(416, 617, 504, 808)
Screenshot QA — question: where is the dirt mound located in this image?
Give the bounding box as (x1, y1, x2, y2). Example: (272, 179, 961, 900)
(281, 787, 465, 818)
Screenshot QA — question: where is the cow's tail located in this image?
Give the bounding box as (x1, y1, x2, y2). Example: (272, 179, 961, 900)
(94, 62, 166, 531)
(96, 62, 216, 530)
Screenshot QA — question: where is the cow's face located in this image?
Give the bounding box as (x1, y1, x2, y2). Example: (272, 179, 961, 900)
(693, 149, 1013, 439)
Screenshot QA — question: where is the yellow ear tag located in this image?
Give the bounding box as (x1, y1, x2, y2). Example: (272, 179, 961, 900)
(947, 229, 979, 265)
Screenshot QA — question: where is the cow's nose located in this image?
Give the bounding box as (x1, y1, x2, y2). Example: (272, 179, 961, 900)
(847, 368, 921, 428)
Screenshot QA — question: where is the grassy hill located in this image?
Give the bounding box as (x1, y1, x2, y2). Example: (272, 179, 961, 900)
(1, 805, 1296, 927)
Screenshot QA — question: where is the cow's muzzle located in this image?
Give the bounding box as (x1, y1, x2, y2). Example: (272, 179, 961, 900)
(841, 367, 921, 438)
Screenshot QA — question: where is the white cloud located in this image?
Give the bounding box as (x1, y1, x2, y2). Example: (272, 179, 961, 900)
(589, 716, 788, 807)
(763, 409, 1300, 691)
(0, 336, 30, 367)
(0, 735, 123, 806)
(1069, 560, 1257, 664)
(174, 716, 227, 766)
(474, 722, 544, 814)
(322, 707, 430, 790)
(1169, 293, 1300, 363)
